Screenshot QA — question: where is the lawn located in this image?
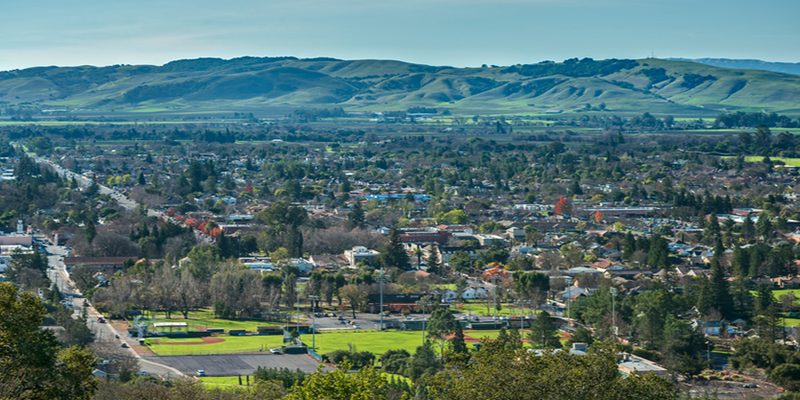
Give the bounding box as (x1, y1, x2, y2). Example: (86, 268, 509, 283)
(464, 330, 569, 343)
(721, 156, 800, 167)
(455, 303, 527, 317)
(312, 330, 427, 357)
(147, 334, 286, 356)
(200, 376, 250, 385)
(140, 309, 287, 333)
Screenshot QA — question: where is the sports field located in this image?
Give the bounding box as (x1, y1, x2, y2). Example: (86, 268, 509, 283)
(147, 334, 286, 355)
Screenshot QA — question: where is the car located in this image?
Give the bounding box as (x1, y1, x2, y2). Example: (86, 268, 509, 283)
(743, 383, 758, 388)
(140, 371, 149, 376)
(97, 317, 106, 323)
(197, 370, 206, 376)
(121, 343, 129, 348)
(269, 348, 281, 354)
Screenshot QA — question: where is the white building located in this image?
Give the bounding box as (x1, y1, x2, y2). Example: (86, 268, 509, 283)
(344, 246, 379, 267)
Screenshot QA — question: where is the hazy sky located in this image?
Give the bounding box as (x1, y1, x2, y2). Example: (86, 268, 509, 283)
(1, 0, 798, 71)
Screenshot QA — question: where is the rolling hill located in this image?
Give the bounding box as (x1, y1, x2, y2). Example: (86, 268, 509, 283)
(671, 58, 800, 77)
(1, 56, 800, 115)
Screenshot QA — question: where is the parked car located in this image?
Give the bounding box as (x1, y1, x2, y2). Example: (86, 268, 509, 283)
(121, 343, 129, 348)
(97, 317, 106, 323)
(743, 383, 758, 388)
(269, 348, 281, 354)
(197, 370, 206, 376)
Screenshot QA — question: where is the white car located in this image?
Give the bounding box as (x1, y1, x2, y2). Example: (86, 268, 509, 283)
(269, 348, 281, 354)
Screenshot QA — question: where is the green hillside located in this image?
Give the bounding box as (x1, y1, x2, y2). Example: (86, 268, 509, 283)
(1, 57, 799, 115)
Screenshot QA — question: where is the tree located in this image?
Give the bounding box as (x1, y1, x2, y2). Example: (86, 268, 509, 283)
(512, 271, 549, 307)
(559, 243, 584, 268)
(771, 363, 800, 392)
(528, 310, 561, 348)
(404, 342, 441, 384)
(346, 201, 366, 231)
(285, 362, 388, 400)
(0, 282, 98, 399)
(380, 350, 411, 374)
(566, 326, 595, 348)
(426, 243, 442, 276)
(647, 234, 669, 268)
(756, 213, 773, 240)
(378, 228, 410, 271)
(429, 341, 675, 400)
(426, 308, 459, 356)
(339, 284, 368, 319)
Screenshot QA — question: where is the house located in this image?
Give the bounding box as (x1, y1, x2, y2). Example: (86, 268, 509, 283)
(462, 287, 489, 299)
(309, 254, 348, 270)
(474, 234, 506, 247)
(433, 289, 458, 301)
(344, 246, 379, 267)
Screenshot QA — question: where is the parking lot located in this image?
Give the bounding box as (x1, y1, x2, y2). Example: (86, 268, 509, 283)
(147, 354, 328, 377)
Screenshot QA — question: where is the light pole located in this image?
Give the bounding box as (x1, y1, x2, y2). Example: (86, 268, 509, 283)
(610, 287, 618, 339)
(380, 264, 384, 331)
(310, 295, 320, 351)
(492, 274, 497, 320)
(417, 300, 432, 345)
(566, 277, 573, 327)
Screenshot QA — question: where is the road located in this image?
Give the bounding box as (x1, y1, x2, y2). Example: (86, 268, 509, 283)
(37, 234, 184, 377)
(14, 147, 189, 378)
(24, 151, 213, 244)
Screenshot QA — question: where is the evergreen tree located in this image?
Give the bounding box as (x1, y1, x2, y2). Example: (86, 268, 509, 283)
(426, 242, 441, 276)
(378, 229, 411, 271)
(647, 234, 668, 268)
(527, 311, 561, 348)
(346, 201, 365, 230)
(756, 213, 773, 240)
(742, 215, 755, 241)
(622, 231, 635, 260)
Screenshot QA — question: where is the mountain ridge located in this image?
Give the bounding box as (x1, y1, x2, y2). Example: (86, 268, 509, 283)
(1, 57, 799, 115)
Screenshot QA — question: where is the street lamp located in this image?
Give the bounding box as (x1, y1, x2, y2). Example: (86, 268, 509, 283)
(609, 287, 618, 339)
(309, 295, 320, 351)
(565, 277, 573, 327)
(379, 264, 384, 331)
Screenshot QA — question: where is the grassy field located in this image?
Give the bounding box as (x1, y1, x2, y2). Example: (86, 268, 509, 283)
(142, 309, 287, 333)
(721, 156, 800, 167)
(312, 330, 427, 356)
(455, 303, 526, 317)
(147, 334, 286, 355)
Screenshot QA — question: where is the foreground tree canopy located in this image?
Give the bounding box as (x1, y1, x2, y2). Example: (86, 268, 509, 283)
(0, 282, 97, 400)
(429, 340, 676, 400)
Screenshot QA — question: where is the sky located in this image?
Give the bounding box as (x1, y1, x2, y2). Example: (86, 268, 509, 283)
(1, 0, 798, 71)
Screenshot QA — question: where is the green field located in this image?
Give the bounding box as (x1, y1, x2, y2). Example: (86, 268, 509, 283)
(456, 303, 527, 317)
(142, 309, 287, 333)
(311, 330, 429, 357)
(722, 156, 800, 167)
(147, 334, 286, 356)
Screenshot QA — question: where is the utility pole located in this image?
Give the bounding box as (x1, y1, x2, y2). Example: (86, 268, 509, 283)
(380, 264, 384, 331)
(310, 295, 320, 351)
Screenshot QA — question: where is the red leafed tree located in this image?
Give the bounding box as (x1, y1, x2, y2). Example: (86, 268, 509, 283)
(594, 211, 603, 223)
(246, 183, 253, 193)
(482, 263, 511, 284)
(555, 196, 572, 215)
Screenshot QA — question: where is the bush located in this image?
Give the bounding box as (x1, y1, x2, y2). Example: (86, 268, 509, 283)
(380, 349, 411, 374)
(323, 350, 375, 369)
(253, 366, 306, 388)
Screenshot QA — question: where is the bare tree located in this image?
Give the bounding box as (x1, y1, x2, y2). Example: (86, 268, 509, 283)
(174, 269, 207, 319)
